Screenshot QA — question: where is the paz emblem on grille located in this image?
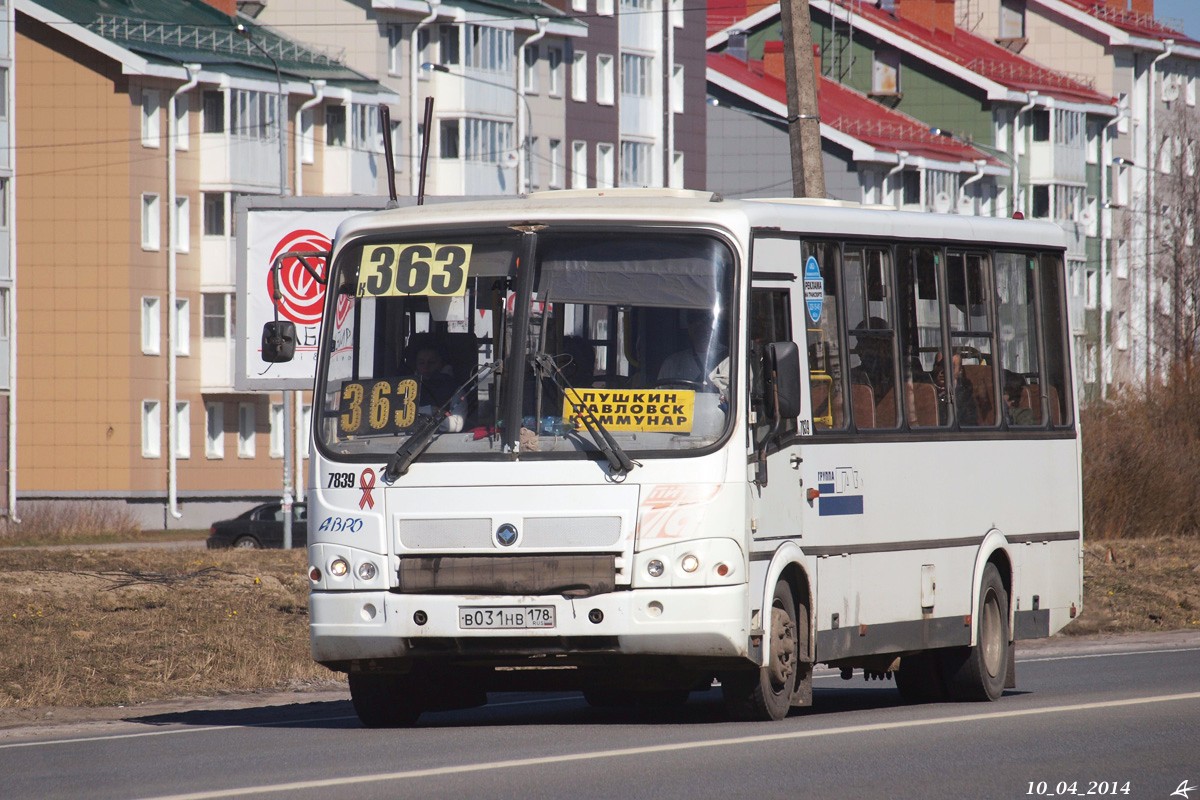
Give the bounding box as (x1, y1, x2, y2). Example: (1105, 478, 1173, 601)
(495, 523, 519, 547)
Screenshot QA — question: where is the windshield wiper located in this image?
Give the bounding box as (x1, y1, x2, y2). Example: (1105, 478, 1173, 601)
(531, 352, 638, 476)
(384, 362, 498, 481)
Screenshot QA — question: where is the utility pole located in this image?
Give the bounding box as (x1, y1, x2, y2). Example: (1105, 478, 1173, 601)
(779, 0, 825, 198)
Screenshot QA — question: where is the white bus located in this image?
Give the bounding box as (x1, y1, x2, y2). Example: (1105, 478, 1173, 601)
(265, 189, 1082, 725)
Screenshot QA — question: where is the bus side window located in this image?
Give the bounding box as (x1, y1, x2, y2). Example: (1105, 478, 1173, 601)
(946, 250, 998, 428)
(844, 246, 899, 430)
(803, 241, 846, 430)
(897, 245, 947, 428)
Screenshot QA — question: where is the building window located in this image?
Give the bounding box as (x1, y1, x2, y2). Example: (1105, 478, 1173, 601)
(440, 119, 460, 159)
(437, 25, 459, 66)
(526, 135, 539, 189)
(1031, 185, 1050, 218)
(202, 90, 225, 133)
(1116, 238, 1128, 279)
(270, 402, 285, 458)
(388, 24, 404, 76)
(326, 105, 347, 146)
(596, 54, 615, 105)
(597, 0, 613, 15)
(596, 142, 614, 188)
(300, 403, 312, 458)
(202, 192, 226, 236)
(173, 95, 189, 150)
(176, 298, 190, 356)
(620, 140, 651, 186)
(1031, 109, 1050, 142)
(549, 139, 563, 188)
(1116, 310, 1128, 350)
(671, 64, 684, 113)
(238, 403, 256, 458)
(464, 118, 513, 164)
(301, 108, 316, 164)
(0, 177, 8, 228)
(573, 0, 586, 11)
(203, 293, 229, 339)
(142, 401, 161, 458)
(142, 193, 161, 250)
(524, 45, 539, 94)
(175, 402, 191, 459)
(900, 170, 920, 206)
(142, 297, 161, 355)
(571, 50, 588, 102)
(621, 53, 651, 97)
(548, 47, 563, 96)
(572, 140, 588, 188)
(174, 196, 190, 253)
(671, 151, 684, 187)
(142, 89, 161, 147)
(465, 25, 513, 73)
(206, 401, 224, 458)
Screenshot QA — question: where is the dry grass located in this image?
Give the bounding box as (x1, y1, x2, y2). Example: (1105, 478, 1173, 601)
(0, 548, 338, 712)
(1, 536, 1196, 716)
(0, 501, 145, 546)
(1081, 377, 1200, 539)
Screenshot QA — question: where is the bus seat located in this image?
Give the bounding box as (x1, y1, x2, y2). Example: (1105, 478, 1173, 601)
(875, 387, 898, 429)
(851, 383, 876, 429)
(1025, 384, 1062, 426)
(962, 364, 995, 426)
(910, 381, 938, 426)
(810, 379, 833, 429)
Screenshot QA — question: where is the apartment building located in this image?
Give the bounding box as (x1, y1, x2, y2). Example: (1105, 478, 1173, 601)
(1, 1, 14, 517)
(955, 0, 1200, 397)
(11, 0, 397, 527)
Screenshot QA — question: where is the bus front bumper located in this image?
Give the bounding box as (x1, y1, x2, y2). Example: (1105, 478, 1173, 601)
(310, 583, 750, 666)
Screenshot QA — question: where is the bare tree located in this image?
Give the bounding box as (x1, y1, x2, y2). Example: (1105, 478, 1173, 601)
(1152, 103, 1200, 389)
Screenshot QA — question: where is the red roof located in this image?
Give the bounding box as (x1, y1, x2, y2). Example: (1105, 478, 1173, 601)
(843, 2, 1115, 105)
(708, 52, 1003, 165)
(1058, 0, 1200, 45)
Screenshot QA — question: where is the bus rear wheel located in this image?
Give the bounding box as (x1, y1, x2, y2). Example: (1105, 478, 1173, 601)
(348, 673, 423, 728)
(723, 580, 808, 721)
(942, 563, 1010, 701)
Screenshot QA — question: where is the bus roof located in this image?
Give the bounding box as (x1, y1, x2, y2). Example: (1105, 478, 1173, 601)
(332, 189, 1068, 251)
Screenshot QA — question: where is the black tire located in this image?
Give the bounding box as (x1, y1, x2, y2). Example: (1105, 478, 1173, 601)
(348, 673, 422, 728)
(942, 563, 1010, 701)
(232, 536, 259, 549)
(723, 580, 803, 721)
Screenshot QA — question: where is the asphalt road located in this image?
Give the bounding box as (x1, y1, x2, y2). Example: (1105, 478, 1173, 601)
(2, 631, 1198, 800)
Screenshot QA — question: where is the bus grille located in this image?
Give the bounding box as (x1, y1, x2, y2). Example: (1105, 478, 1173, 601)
(397, 555, 616, 597)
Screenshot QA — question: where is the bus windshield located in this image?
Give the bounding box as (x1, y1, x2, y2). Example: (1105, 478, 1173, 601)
(315, 227, 736, 462)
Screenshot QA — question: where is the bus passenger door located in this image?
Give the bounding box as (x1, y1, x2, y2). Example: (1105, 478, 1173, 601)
(746, 247, 808, 553)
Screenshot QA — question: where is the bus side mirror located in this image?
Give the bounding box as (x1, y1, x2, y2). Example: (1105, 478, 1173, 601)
(262, 321, 297, 363)
(764, 341, 801, 420)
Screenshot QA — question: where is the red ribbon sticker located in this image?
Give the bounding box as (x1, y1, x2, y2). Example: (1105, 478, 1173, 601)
(358, 469, 376, 510)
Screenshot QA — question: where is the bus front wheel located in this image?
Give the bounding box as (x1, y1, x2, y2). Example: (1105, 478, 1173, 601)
(943, 563, 1010, 701)
(723, 580, 809, 721)
(348, 672, 422, 728)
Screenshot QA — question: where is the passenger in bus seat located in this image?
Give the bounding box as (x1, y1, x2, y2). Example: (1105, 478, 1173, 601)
(849, 317, 895, 405)
(1003, 370, 1037, 426)
(931, 350, 978, 426)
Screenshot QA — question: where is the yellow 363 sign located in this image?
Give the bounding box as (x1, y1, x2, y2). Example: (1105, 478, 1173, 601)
(338, 378, 420, 436)
(357, 243, 472, 298)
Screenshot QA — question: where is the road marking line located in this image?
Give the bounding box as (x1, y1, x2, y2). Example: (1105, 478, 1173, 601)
(135, 691, 1200, 800)
(1018, 646, 1200, 663)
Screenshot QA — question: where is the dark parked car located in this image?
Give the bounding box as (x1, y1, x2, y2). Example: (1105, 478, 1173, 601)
(206, 502, 308, 549)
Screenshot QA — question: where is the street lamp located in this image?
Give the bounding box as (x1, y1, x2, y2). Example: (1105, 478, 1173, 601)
(237, 21, 293, 549)
(237, 22, 287, 198)
(421, 62, 533, 193)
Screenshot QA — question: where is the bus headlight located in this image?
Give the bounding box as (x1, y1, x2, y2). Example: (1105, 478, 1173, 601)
(329, 557, 350, 578)
(681, 554, 700, 573)
(356, 561, 378, 581)
(647, 559, 665, 578)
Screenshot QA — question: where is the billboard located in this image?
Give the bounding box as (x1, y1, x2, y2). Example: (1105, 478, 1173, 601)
(235, 195, 396, 391)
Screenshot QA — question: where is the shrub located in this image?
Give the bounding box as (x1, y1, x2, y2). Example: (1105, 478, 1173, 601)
(0, 501, 141, 543)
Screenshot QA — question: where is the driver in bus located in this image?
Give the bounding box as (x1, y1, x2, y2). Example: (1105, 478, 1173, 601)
(412, 345, 466, 433)
(658, 310, 728, 396)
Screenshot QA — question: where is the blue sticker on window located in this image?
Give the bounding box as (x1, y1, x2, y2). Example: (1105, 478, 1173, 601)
(804, 256, 824, 324)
